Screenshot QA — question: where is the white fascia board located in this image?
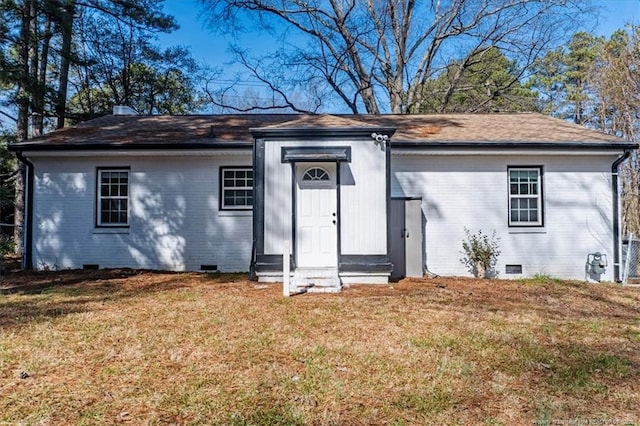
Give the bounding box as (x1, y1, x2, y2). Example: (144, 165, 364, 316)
(22, 148, 252, 158)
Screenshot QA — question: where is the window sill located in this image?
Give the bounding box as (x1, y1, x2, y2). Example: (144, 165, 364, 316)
(93, 227, 130, 234)
(508, 227, 546, 234)
(218, 210, 253, 217)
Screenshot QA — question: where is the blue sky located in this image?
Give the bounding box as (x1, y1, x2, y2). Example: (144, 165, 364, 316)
(159, 0, 640, 69)
(156, 0, 640, 109)
(597, 0, 640, 33)
(155, 0, 640, 112)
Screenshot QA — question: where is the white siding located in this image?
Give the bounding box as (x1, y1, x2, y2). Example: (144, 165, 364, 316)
(339, 141, 387, 255)
(392, 154, 616, 281)
(262, 139, 387, 256)
(263, 141, 293, 254)
(31, 154, 252, 272)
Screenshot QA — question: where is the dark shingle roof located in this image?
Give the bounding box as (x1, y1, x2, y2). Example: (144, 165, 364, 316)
(10, 113, 635, 151)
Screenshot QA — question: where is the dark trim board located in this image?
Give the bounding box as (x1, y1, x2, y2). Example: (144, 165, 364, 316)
(281, 146, 352, 163)
(339, 255, 393, 274)
(256, 254, 392, 275)
(336, 163, 342, 269)
(253, 139, 266, 258)
(249, 139, 261, 280)
(290, 162, 297, 265)
(390, 196, 423, 200)
(255, 254, 295, 273)
(385, 138, 392, 269)
(339, 263, 393, 274)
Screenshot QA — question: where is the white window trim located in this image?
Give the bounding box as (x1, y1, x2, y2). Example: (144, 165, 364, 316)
(508, 166, 543, 227)
(96, 168, 130, 227)
(220, 166, 253, 211)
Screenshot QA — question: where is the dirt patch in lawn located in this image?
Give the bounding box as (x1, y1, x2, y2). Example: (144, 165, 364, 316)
(1, 270, 639, 425)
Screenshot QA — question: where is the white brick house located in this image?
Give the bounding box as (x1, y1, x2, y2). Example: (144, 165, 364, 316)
(10, 113, 636, 287)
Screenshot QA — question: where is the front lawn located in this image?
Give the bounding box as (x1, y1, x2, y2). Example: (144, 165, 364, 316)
(1, 270, 639, 425)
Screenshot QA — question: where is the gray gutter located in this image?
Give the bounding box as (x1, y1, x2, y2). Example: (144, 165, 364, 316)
(612, 150, 633, 282)
(7, 141, 253, 151)
(391, 140, 639, 150)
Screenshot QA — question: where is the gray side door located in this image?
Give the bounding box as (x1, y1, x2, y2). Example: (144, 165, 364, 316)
(390, 199, 406, 280)
(390, 198, 423, 280)
(404, 199, 423, 278)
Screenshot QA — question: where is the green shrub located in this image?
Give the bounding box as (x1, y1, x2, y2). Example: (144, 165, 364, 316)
(460, 228, 501, 278)
(0, 235, 14, 256)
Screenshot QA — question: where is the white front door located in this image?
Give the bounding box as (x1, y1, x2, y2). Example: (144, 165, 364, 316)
(296, 163, 337, 268)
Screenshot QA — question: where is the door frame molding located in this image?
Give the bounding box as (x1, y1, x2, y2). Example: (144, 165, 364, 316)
(290, 161, 341, 268)
(281, 146, 352, 271)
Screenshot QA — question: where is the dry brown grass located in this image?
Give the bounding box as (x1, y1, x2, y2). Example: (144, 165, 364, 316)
(1, 270, 639, 425)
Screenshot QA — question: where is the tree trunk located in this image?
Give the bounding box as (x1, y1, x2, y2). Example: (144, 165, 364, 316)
(28, 0, 39, 136)
(34, 13, 53, 137)
(475, 262, 487, 279)
(56, 0, 75, 129)
(14, 0, 33, 257)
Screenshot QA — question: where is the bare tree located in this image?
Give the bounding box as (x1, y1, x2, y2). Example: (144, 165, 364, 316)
(202, 51, 323, 113)
(201, 0, 592, 114)
(591, 26, 640, 236)
(591, 28, 640, 141)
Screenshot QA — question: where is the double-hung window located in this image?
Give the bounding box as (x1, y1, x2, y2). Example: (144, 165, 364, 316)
(220, 167, 253, 210)
(97, 168, 129, 227)
(508, 167, 543, 227)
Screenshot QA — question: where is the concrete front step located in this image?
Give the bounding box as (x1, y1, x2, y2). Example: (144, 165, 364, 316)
(292, 268, 341, 293)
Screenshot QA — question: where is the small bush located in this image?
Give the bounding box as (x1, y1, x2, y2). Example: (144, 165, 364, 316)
(0, 236, 15, 274)
(529, 273, 562, 284)
(0, 235, 14, 256)
(460, 228, 501, 278)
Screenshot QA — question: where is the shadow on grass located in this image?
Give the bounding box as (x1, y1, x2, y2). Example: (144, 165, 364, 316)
(0, 269, 249, 328)
(547, 343, 638, 392)
(516, 283, 640, 323)
(409, 278, 640, 323)
(1, 268, 151, 294)
(407, 324, 639, 419)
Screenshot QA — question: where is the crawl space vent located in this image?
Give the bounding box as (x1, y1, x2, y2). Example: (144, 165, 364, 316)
(505, 265, 523, 274)
(200, 264, 218, 272)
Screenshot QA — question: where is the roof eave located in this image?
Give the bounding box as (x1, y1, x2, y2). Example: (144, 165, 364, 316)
(391, 140, 638, 150)
(8, 141, 253, 151)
